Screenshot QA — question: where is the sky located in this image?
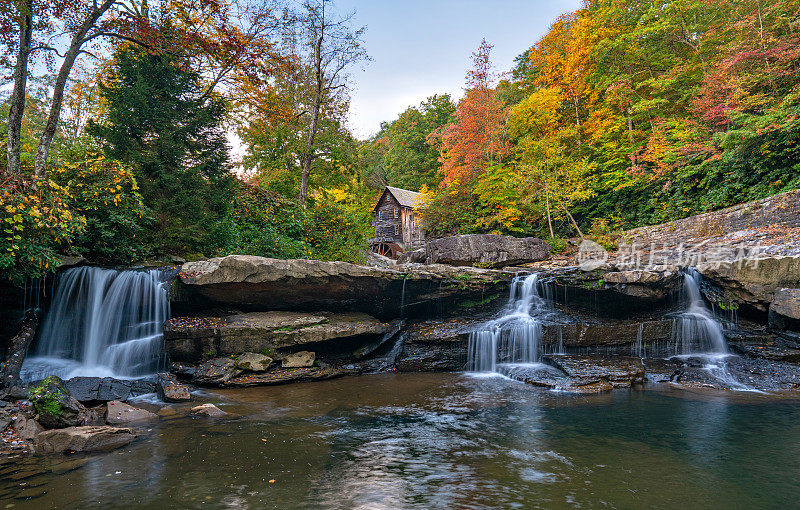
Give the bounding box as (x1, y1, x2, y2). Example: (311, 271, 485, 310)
(332, 0, 582, 139)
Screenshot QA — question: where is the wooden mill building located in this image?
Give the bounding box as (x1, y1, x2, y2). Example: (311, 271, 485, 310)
(371, 186, 425, 257)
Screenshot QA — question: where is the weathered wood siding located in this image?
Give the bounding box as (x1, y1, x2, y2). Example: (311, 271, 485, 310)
(374, 193, 403, 243)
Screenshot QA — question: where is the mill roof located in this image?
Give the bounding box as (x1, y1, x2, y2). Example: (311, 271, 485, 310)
(373, 186, 422, 212)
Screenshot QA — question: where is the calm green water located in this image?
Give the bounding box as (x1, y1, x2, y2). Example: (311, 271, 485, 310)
(3, 373, 800, 509)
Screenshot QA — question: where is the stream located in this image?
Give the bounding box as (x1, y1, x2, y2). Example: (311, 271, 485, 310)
(3, 372, 800, 509)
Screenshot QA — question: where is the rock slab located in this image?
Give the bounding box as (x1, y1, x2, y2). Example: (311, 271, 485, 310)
(190, 403, 227, 417)
(34, 426, 136, 454)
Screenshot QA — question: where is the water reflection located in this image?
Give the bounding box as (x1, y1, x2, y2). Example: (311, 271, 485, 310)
(3, 374, 800, 509)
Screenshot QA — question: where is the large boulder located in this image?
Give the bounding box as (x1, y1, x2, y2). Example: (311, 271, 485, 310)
(192, 358, 242, 386)
(28, 376, 93, 429)
(105, 401, 158, 425)
(165, 311, 397, 362)
(698, 255, 800, 312)
(13, 413, 44, 440)
(424, 234, 550, 268)
(175, 255, 513, 319)
(34, 426, 136, 454)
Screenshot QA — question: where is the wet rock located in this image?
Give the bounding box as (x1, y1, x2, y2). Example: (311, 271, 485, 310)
(156, 373, 191, 402)
(169, 362, 196, 379)
(34, 426, 136, 454)
(192, 358, 242, 386)
(65, 377, 156, 404)
(0, 409, 11, 432)
(190, 403, 227, 417)
(282, 351, 315, 368)
(732, 340, 800, 362)
(424, 234, 550, 268)
(28, 376, 93, 429)
(165, 311, 395, 362)
(2, 385, 30, 401)
(13, 414, 44, 441)
(396, 318, 482, 372)
(544, 355, 646, 388)
(541, 319, 673, 348)
(235, 352, 274, 372)
(227, 366, 355, 387)
(176, 255, 512, 319)
(105, 401, 158, 425)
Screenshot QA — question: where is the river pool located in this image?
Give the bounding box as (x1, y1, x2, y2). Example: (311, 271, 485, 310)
(2, 372, 800, 509)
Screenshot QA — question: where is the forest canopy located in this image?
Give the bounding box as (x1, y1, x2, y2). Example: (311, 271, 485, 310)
(1, 0, 799, 283)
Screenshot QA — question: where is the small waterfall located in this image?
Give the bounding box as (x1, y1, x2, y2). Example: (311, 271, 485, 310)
(632, 324, 644, 358)
(400, 276, 407, 318)
(467, 273, 550, 373)
(669, 269, 728, 355)
(21, 266, 170, 381)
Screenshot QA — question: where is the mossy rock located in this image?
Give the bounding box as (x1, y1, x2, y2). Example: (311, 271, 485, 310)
(28, 375, 90, 429)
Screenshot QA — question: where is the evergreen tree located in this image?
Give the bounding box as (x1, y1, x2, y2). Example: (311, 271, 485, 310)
(88, 44, 234, 255)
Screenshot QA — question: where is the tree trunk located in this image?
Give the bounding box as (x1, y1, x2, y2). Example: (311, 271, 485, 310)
(560, 202, 584, 239)
(6, 2, 33, 176)
(0, 309, 39, 389)
(33, 0, 116, 178)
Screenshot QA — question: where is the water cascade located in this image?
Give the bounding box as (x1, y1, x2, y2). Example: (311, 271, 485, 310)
(467, 273, 553, 373)
(669, 269, 728, 355)
(21, 266, 170, 381)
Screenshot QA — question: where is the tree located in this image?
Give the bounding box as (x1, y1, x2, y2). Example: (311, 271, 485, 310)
(87, 43, 234, 254)
(296, 0, 367, 206)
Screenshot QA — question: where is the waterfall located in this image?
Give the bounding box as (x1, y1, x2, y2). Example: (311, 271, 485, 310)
(467, 273, 550, 372)
(669, 269, 728, 355)
(21, 266, 170, 381)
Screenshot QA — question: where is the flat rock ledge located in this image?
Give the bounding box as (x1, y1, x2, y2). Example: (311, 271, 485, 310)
(175, 255, 513, 319)
(165, 311, 398, 362)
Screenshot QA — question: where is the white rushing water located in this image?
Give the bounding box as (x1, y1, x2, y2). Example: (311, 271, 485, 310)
(467, 273, 552, 373)
(21, 266, 170, 381)
(669, 269, 728, 355)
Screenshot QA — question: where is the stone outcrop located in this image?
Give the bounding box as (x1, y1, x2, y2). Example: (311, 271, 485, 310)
(105, 401, 158, 425)
(698, 255, 800, 311)
(28, 376, 94, 429)
(424, 234, 551, 268)
(502, 355, 646, 394)
(165, 311, 398, 362)
(34, 426, 136, 454)
(175, 255, 512, 319)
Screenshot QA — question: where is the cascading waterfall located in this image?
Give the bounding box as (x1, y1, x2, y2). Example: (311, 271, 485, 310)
(669, 269, 728, 355)
(21, 266, 170, 381)
(467, 273, 551, 373)
(667, 269, 753, 389)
